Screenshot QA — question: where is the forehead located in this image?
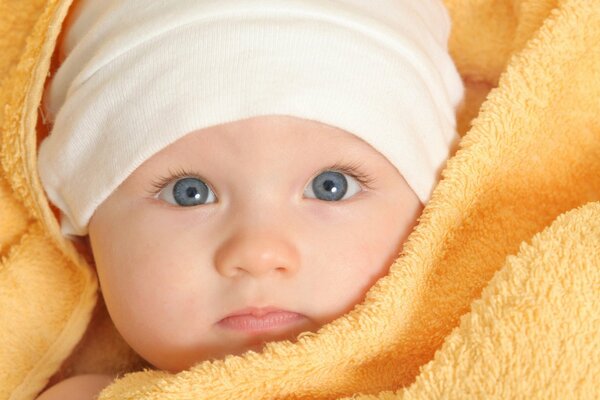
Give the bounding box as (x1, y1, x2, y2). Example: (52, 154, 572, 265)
(142, 115, 380, 165)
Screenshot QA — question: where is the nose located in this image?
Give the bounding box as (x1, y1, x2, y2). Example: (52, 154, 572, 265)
(214, 231, 300, 278)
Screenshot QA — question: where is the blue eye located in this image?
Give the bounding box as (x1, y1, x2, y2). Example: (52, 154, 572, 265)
(304, 170, 361, 201)
(157, 177, 216, 207)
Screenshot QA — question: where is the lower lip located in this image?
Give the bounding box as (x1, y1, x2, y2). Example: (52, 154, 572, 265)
(218, 311, 303, 332)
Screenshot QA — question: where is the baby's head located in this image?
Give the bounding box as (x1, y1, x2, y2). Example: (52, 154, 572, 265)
(38, 0, 463, 372)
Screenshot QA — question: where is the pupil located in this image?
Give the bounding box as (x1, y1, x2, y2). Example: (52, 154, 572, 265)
(323, 180, 336, 192)
(186, 187, 199, 199)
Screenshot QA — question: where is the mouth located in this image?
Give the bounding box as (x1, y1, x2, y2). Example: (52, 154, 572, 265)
(217, 306, 305, 333)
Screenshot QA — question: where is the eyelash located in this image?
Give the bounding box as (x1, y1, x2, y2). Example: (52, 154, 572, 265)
(146, 161, 376, 197)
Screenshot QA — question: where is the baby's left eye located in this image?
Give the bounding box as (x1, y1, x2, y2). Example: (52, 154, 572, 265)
(303, 170, 362, 201)
(157, 177, 217, 207)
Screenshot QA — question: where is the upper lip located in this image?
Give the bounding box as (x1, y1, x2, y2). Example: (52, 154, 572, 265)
(222, 306, 297, 319)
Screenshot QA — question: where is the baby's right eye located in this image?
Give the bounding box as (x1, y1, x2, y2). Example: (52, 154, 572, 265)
(157, 177, 217, 207)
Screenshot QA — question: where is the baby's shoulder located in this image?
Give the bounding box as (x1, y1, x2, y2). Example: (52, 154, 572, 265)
(36, 374, 115, 400)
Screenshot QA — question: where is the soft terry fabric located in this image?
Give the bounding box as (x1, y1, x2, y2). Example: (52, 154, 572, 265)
(39, 0, 464, 236)
(0, 0, 599, 399)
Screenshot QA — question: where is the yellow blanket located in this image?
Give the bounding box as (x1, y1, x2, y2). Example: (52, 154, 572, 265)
(1, 0, 599, 399)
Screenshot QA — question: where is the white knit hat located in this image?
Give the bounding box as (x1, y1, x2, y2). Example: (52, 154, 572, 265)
(39, 0, 464, 237)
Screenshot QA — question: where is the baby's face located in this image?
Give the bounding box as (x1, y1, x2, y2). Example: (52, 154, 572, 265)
(87, 115, 423, 372)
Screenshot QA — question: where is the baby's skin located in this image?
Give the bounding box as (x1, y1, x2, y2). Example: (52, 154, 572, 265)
(37, 115, 423, 398)
(36, 374, 114, 400)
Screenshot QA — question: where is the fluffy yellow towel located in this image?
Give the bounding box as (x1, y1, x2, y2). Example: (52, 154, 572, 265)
(1, 0, 598, 399)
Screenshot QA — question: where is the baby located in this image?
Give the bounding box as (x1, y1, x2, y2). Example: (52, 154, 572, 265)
(36, 0, 463, 398)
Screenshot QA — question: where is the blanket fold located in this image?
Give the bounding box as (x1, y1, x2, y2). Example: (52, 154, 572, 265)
(350, 201, 600, 399)
(1, 0, 598, 399)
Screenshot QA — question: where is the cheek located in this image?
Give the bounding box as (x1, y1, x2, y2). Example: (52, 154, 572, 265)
(90, 209, 216, 350)
(302, 200, 413, 322)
